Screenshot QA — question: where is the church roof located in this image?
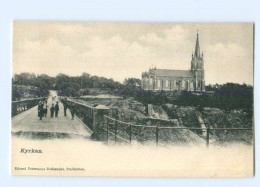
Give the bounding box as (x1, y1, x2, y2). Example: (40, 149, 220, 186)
(151, 69, 194, 78)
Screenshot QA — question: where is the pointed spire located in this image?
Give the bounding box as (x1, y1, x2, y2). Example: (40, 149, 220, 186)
(194, 30, 200, 58)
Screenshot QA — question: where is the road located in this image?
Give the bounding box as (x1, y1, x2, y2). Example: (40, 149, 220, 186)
(11, 90, 92, 138)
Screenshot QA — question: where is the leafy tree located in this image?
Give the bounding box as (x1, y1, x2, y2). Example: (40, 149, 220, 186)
(54, 74, 78, 96)
(124, 78, 141, 88)
(215, 83, 253, 114)
(13, 72, 36, 85)
(12, 85, 21, 100)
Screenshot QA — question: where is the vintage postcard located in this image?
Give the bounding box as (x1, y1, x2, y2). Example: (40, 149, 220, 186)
(11, 21, 254, 177)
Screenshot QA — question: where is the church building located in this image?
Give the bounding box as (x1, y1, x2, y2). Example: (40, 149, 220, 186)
(141, 32, 205, 92)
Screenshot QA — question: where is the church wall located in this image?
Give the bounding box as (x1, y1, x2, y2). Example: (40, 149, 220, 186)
(141, 75, 204, 92)
(153, 76, 195, 91)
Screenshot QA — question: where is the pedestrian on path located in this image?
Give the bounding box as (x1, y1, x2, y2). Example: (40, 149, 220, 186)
(38, 101, 44, 120)
(64, 102, 68, 116)
(70, 105, 75, 120)
(55, 101, 59, 117)
(38, 101, 41, 117)
(50, 104, 55, 118)
(43, 101, 48, 117)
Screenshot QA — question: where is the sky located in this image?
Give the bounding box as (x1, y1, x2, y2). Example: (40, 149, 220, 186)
(12, 22, 254, 85)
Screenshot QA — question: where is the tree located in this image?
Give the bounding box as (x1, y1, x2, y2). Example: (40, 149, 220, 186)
(124, 78, 141, 88)
(12, 85, 21, 100)
(215, 83, 253, 113)
(13, 72, 36, 85)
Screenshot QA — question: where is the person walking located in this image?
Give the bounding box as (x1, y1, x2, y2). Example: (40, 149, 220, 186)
(70, 105, 75, 120)
(50, 104, 55, 118)
(37, 101, 41, 117)
(55, 101, 59, 117)
(43, 101, 48, 117)
(38, 102, 44, 120)
(64, 102, 68, 116)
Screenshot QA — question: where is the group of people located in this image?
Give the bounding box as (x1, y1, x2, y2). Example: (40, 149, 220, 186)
(38, 97, 75, 120)
(38, 99, 59, 120)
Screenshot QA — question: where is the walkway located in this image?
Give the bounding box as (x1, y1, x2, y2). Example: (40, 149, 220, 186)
(11, 91, 92, 138)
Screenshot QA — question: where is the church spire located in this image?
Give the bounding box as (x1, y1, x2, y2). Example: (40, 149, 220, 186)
(194, 30, 200, 58)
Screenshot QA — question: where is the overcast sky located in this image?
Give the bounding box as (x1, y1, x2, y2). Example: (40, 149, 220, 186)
(13, 22, 254, 85)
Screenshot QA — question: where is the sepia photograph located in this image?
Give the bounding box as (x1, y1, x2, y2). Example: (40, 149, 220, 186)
(11, 21, 254, 177)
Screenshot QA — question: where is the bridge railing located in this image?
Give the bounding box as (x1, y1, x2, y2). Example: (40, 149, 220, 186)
(103, 115, 253, 147)
(12, 97, 44, 117)
(61, 98, 96, 128)
(61, 98, 110, 138)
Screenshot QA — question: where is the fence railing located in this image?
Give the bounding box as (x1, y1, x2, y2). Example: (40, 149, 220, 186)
(61, 98, 110, 137)
(103, 115, 253, 147)
(61, 98, 96, 129)
(12, 97, 44, 117)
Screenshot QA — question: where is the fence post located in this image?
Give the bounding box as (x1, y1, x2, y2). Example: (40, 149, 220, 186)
(114, 120, 117, 142)
(106, 118, 109, 142)
(129, 124, 132, 145)
(206, 127, 210, 147)
(156, 123, 159, 147)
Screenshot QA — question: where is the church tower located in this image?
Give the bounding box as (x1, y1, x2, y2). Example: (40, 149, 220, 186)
(191, 31, 205, 91)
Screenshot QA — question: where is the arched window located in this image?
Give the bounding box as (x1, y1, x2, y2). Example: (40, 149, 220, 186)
(190, 80, 193, 88)
(186, 81, 189, 90)
(149, 78, 153, 85)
